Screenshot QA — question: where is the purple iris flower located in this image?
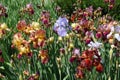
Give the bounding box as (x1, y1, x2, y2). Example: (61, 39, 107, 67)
(115, 26, 120, 33)
(53, 17, 71, 37)
(85, 6, 93, 15)
(57, 27, 67, 37)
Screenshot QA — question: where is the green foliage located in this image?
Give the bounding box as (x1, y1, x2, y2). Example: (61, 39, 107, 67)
(0, 0, 120, 80)
(55, 0, 120, 19)
(54, 0, 77, 15)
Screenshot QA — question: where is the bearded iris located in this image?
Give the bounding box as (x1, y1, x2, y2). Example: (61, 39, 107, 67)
(53, 17, 71, 37)
(107, 25, 120, 41)
(88, 41, 102, 49)
(113, 26, 120, 41)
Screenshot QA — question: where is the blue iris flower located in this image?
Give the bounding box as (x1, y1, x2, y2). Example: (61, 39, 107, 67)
(53, 17, 71, 37)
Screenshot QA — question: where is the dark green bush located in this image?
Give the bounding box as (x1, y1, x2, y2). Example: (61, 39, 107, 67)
(55, 0, 120, 19)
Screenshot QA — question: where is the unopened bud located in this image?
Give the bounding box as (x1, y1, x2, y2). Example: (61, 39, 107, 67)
(69, 43, 74, 48)
(65, 34, 70, 39)
(109, 38, 114, 44)
(48, 37, 54, 43)
(0, 23, 7, 30)
(58, 36, 62, 42)
(96, 32, 102, 39)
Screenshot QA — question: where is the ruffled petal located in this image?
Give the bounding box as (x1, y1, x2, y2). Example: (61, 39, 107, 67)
(114, 33, 120, 41)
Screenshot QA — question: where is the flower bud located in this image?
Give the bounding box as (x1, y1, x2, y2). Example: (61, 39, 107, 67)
(56, 57, 61, 64)
(109, 38, 114, 44)
(23, 70, 29, 76)
(48, 37, 54, 43)
(65, 34, 70, 39)
(19, 75, 23, 80)
(26, 3, 34, 15)
(108, 4, 114, 10)
(0, 50, 2, 55)
(58, 36, 62, 42)
(17, 53, 22, 59)
(85, 38, 91, 44)
(59, 48, 65, 54)
(69, 32, 75, 37)
(76, 34, 81, 38)
(69, 56, 76, 63)
(96, 32, 102, 39)
(69, 43, 74, 48)
(0, 73, 5, 78)
(103, 31, 109, 37)
(0, 23, 7, 30)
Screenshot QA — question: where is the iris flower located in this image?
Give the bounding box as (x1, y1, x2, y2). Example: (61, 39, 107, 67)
(113, 26, 120, 41)
(107, 25, 120, 41)
(72, 48, 80, 55)
(53, 17, 71, 37)
(88, 41, 102, 49)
